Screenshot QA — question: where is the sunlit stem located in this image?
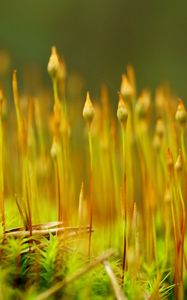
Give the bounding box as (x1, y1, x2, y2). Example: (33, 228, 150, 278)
(88, 127, 93, 170)
(121, 124, 127, 284)
(35, 102, 45, 156)
(12, 71, 32, 237)
(111, 145, 118, 209)
(178, 177, 185, 294)
(180, 127, 186, 163)
(88, 124, 93, 258)
(171, 180, 180, 295)
(54, 157, 62, 222)
(164, 209, 170, 267)
(22, 157, 32, 237)
(0, 102, 5, 237)
(52, 78, 59, 107)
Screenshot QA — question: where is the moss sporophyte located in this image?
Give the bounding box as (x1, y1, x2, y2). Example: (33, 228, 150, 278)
(0, 47, 186, 300)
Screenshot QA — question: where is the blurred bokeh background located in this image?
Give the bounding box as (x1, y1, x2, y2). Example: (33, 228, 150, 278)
(0, 0, 187, 100)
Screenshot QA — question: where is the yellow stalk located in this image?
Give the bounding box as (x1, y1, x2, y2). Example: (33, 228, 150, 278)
(0, 92, 5, 236)
(88, 126, 93, 258)
(12, 71, 32, 236)
(121, 124, 128, 283)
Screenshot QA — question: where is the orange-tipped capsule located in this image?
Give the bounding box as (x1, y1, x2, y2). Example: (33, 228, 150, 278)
(175, 100, 187, 125)
(83, 92, 95, 125)
(47, 46, 60, 79)
(120, 74, 134, 99)
(117, 94, 128, 126)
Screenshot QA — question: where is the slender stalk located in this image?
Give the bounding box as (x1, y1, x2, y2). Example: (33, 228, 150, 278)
(164, 199, 171, 267)
(52, 77, 59, 107)
(178, 178, 185, 299)
(171, 182, 180, 299)
(88, 127, 93, 258)
(121, 125, 127, 284)
(82, 92, 95, 256)
(54, 157, 62, 222)
(111, 121, 119, 212)
(51, 72, 65, 224)
(22, 157, 33, 237)
(0, 99, 5, 237)
(34, 101, 45, 156)
(12, 71, 32, 237)
(180, 128, 186, 163)
(88, 128, 93, 170)
(78, 182, 84, 227)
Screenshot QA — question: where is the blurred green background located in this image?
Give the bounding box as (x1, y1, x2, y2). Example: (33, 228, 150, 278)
(0, 0, 187, 99)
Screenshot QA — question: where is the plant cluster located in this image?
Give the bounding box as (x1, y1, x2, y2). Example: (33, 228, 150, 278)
(0, 47, 186, 299)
